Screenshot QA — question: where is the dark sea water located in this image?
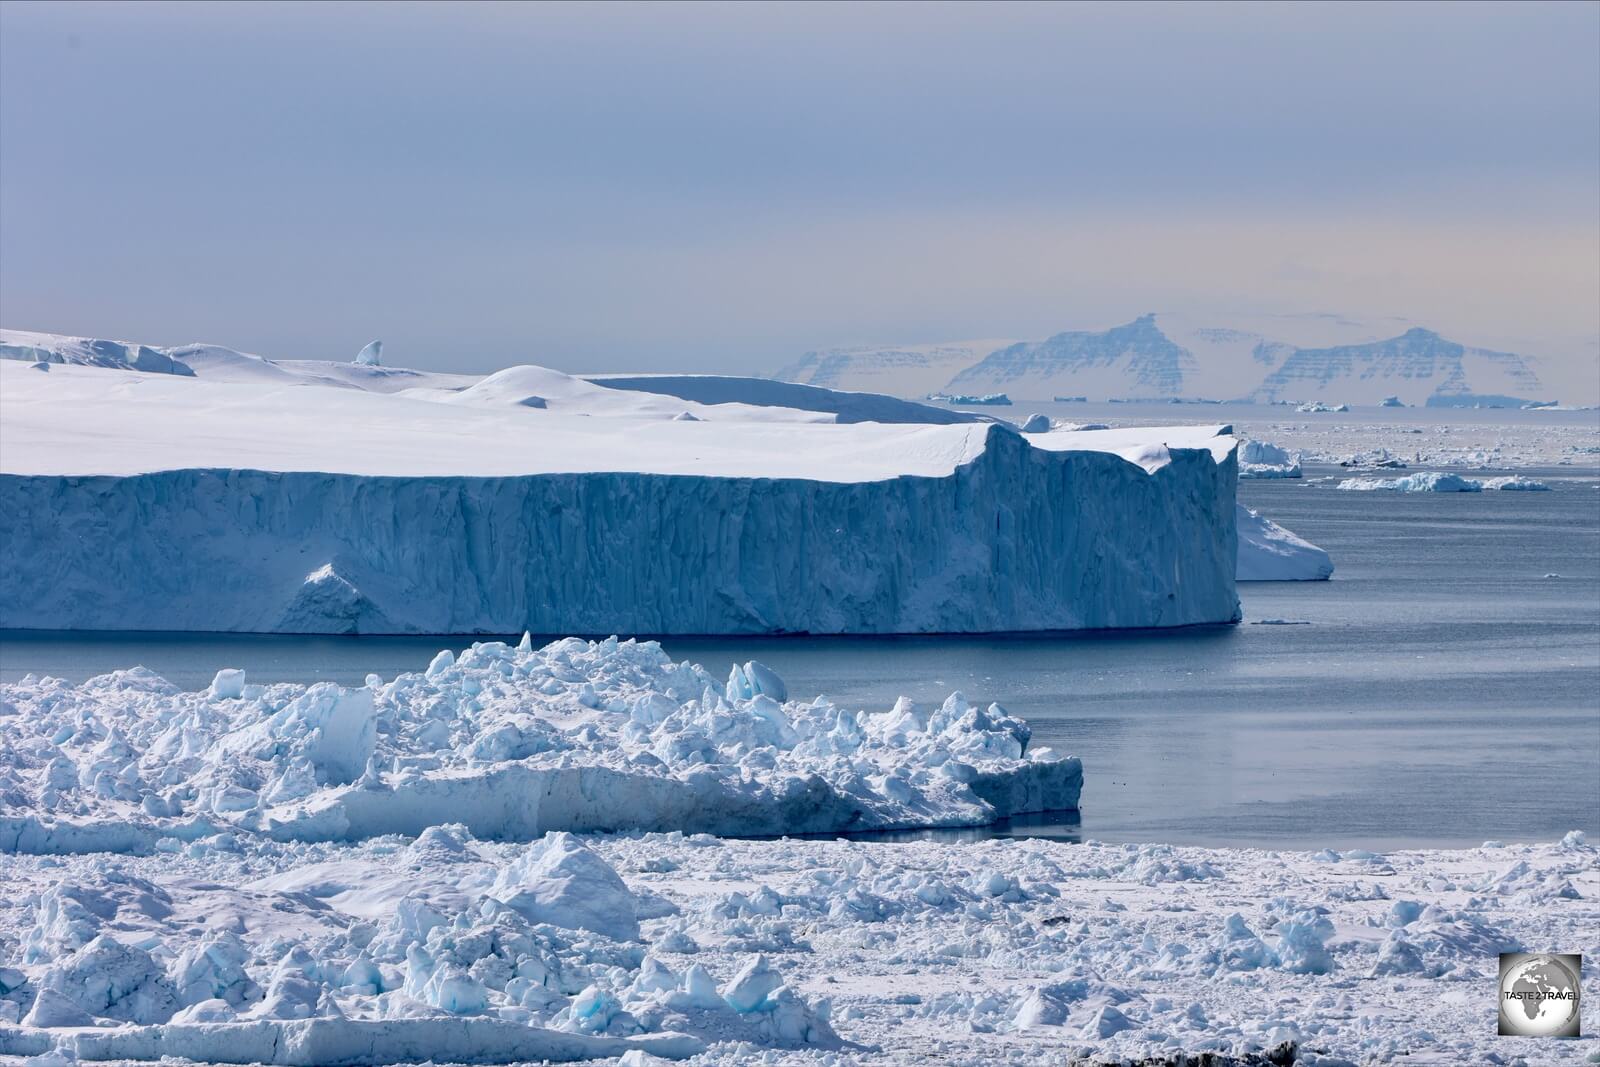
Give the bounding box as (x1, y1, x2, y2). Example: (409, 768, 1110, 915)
(3, 465, 1597, 850)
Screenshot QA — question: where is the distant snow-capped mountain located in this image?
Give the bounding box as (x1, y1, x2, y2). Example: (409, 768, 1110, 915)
(773, 340, 1014, 398)
(948, 315, 1196, 399)
(775, 314, 1567, 406)
(1250, 327, 1544, 407)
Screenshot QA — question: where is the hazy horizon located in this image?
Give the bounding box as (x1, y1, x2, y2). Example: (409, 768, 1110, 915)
(2, 1, 1596, 390)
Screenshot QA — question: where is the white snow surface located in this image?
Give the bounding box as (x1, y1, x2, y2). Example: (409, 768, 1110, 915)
(1234, 505, 1334, 582)
(0, 821, 1593, 1065)
(0, 337, 1245, 635)
(0, 638, 1081, 853)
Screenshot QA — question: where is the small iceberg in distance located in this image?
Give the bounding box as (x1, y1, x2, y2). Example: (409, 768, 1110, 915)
(1236, 503, 1333, 581)
(1337, 472, 1552, 492)
(1239, 439, 1302, 479)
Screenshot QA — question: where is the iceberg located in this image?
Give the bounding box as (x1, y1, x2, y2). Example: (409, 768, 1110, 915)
(1337, 472, 1479, 492)
(1479, 476, 1551, 491)
(1338, 472, 1552, 493)
(1236, 504, 1333, 581)
(0, 352, 1242, 635)
(1238, 439, 1302, 479)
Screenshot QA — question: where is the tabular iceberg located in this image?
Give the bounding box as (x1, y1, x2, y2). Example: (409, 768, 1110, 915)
(0, 349, 1244, 635)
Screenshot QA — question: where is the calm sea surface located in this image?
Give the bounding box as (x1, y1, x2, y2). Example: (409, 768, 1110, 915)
(3, 465, 1596, 850)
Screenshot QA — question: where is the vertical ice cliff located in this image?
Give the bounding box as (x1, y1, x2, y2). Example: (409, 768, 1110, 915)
(0, 426, 1240, 634)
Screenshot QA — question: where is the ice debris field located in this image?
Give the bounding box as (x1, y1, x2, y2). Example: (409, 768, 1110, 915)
(1, 646, 1596, 1066)
(0, 330, 1333, 636)
(0, 637, 1080, 851)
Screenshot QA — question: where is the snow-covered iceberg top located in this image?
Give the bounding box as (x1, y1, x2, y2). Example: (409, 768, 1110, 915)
(0, 638, 1082, 855)
(0, 348, 1231, 482)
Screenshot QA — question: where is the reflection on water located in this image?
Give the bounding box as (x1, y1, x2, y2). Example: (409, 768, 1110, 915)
(2, 469, 1596, 850)
(784, 810, 1084, 846)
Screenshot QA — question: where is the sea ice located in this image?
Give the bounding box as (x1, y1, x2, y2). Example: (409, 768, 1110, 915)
(2, 829, 1589, 1065)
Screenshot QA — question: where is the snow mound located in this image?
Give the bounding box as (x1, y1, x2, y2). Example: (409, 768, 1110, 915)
(0, 639, 1083, 854)
(1236, 504, 1333, 581)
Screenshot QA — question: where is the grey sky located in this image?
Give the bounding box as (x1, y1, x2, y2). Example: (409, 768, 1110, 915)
(2, 1, 1596, 380)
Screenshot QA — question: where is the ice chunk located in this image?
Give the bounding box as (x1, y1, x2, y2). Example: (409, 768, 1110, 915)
(1081, 1003, 1135, 1038)
(1274, 910, 1335, 974)
(1370, 933, 1427, 977)
(723, 954, 784, 1013)
(40, 934, 178, 1023)
(491, 832, 641, 941)
(725, 660, 788, 703)
(1211, 914, 1279, 973)
(170, 931, 262, 1008)
(1013, 984, 1072, 1028)
(23, 986, 96, 1027)
(354, 339, 383, 366)
(208, 669, 247, 700)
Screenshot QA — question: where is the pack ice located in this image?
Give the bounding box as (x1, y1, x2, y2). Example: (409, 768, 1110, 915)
(0, 333, 1257, 635)
(0, 636, 1081, 854)
(0, 822, 1592, 1065)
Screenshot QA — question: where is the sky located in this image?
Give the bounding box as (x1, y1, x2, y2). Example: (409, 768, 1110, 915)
(1, 0, 1597, 385)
